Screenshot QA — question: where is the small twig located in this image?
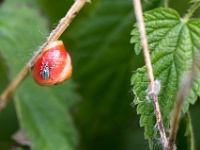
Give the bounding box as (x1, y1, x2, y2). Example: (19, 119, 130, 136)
(168, 58, 199, 150)
(132, 0, 168, 149)
(0, 0, 87, 111)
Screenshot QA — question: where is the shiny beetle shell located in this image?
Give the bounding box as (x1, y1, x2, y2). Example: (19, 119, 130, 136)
(33, 40, 72, 86)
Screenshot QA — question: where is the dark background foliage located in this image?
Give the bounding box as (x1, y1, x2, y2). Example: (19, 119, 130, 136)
(0, 0, 200, 150)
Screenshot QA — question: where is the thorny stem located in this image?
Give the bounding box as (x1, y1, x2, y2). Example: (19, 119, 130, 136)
(183, 1, 200, 22)
(133, 0, 168, 149)
(168, 58, 199, 150)
(0, 0, 87, 111)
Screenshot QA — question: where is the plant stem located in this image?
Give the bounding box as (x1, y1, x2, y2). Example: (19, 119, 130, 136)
(149, 139, 154, 150)
(164, 0, 169, 8)
(168, 58, 199, 150)
(0, 0, 87, 111)
(185, 112, 195, 150)
(183, 2, 200, 22)
(132, 0, 168, 149)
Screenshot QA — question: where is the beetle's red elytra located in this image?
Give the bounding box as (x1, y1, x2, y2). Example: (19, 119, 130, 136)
(33, 40, 72, 86)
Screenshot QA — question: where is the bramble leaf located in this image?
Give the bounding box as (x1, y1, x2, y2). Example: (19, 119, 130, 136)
(131, 8, 200, 139)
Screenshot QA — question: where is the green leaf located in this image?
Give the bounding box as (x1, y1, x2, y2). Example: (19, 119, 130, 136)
(0, 1, 79, 150)
(131, 8, 200, 139)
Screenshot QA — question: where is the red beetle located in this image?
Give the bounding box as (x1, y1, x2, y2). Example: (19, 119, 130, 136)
(33, 40, 72, 86)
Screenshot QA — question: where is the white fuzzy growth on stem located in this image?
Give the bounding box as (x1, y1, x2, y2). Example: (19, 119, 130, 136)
(147, 80, 161, 96)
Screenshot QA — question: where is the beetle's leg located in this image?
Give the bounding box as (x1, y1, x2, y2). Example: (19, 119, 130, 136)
(40, 57, 47, 70)
(42, 57, 46, 65)
(49, 65, 55, 70)
(49, 60, 55, 69)
(40, 66, 44, 70)
(49, 72, 55, 79)
(49, 64, 55, 79)
(48, 62, 55, 73)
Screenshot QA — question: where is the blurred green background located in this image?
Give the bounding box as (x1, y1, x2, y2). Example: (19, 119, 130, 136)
(0, 0, 200, 150)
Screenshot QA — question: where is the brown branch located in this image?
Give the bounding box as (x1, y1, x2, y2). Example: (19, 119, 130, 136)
(132, 0, 168, 149)
(168, 57, 199, 150)
(0, 0, 87, 111)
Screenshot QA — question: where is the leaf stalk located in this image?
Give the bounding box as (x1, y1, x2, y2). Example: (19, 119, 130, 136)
(183, 2, 200, 22)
